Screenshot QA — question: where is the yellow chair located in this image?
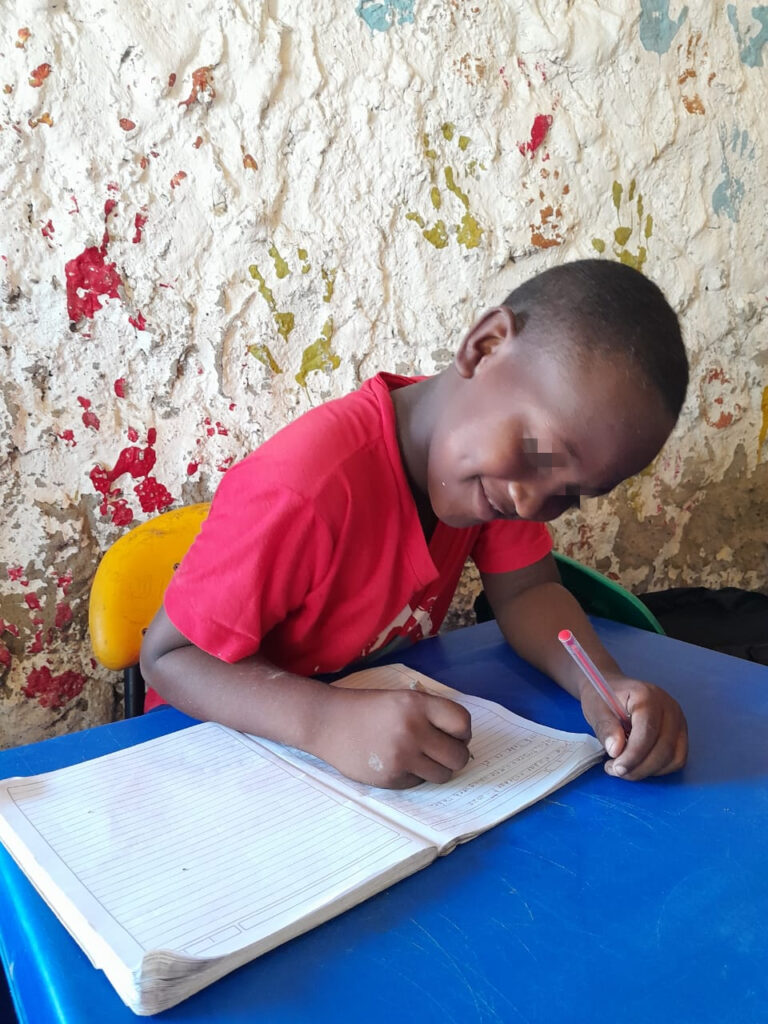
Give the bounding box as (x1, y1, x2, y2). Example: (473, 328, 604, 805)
(89, 503, 210, 717)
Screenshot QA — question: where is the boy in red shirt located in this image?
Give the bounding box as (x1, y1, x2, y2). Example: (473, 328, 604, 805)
(141, 259, 689, 788)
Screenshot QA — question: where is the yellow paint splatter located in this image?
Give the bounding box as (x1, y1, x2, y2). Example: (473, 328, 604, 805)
(593, 178, 653, 272)
(321, 267, 336, 303)
(758, 386, 768, 461)
(247, 343, 282, 373)
(268, 244, 290, 279)
(249, 264, 276, 310)
(249, 263, 294, 342)
(407, 127, 483, 250)
(295, 318, 339, 388)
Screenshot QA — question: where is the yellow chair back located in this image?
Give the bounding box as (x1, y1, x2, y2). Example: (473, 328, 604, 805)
(89, 503, 210, 672)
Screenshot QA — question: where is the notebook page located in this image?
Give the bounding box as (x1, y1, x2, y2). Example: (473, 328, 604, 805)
(0, 722, 432, 969)
(255, 665, 604, 851)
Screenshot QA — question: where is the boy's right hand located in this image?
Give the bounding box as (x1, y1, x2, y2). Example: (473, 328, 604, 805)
(316, 687, 472, 788)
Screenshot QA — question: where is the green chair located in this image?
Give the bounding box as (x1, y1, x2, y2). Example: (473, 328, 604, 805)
(474, 552, 665, 635)
(552, 552, 664, 634)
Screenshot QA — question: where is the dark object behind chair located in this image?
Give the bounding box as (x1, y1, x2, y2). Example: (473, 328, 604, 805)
(639, 586, 768, 665)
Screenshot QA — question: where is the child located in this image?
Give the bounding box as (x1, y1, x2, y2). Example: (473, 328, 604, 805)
(141, 259, 689, 788)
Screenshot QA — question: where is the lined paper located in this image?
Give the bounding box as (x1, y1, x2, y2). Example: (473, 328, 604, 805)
(1, 723, 428, 959)
(260, 664, 604, 847)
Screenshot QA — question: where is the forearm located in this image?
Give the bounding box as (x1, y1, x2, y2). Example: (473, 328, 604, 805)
(488, 580, 622, 700)
(140, 608, 335, 754)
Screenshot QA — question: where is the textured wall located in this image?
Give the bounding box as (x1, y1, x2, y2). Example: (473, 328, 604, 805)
(1, 1, 766, 747)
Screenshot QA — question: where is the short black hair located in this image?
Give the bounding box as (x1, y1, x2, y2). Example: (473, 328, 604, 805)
(503, 259, 688, 419)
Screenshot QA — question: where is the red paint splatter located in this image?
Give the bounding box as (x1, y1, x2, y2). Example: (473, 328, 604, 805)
(170, 171, 187, 189)
(90, 429, 174, 523)
(0, 643, 10, 672)
(65, 244, 122, 322)
(132, 212, 147, 243)
(499, 66, 509, 89)
(23, 665, 86, 709)
(135, 476, 174, 513)
(518, 114, 553, 156)
(57, 429, 76, 445)
(107, 182, 119, 192)
(128, 311, 146, 330)
(187, 461, 199, 475)
(217, 456, 234, 473)
(27, 630, 44, 654)
(24, 593, 41, 611)
(41, 219, 54, 240)
(119, 117, 136, 131)
(113, 378, 126, 398)
(111, 444, 156, 480)
(8, 567, 27, 584)
(16, 28, 30, 49)
(104, 198, 118, 220)
(168, 72, 177, 88)
(69, 195, 79, 215)
(127, 426, 139, 442)
(54, 602, 73, 628)
(193, 135, 203, 149)
(76, 398, 100, 429)
(56, 571, 72, 594)
(243, 153, 257, 171)
(179, 66, 214, 108)
(29, 63, 51, 87)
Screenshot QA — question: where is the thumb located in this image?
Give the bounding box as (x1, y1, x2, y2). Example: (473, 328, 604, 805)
(589, 706, 627, 759)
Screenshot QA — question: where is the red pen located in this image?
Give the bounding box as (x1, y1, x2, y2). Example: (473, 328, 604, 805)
(558, 628, 632, 734)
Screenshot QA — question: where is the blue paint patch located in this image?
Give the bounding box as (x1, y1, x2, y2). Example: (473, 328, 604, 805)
(638, 0, 689, 54)
(727, 4, 768, 67)
(712, 125, 755, 223)
(356, 0, 416, 32)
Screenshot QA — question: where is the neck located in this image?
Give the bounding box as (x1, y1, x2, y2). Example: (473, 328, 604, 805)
(390, 375, 442, 539)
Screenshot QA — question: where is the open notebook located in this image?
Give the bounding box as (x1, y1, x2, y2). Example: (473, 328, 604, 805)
(0, 664, 603, 1015)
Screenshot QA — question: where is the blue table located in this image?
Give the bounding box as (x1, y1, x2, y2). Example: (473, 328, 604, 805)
(1, 619, 767, 1023)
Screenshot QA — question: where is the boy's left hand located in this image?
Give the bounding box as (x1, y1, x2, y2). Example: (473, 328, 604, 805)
(580, 676, 688, 780)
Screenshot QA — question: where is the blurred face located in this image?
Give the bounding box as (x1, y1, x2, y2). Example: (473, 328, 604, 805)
(427, 330, 674, 528)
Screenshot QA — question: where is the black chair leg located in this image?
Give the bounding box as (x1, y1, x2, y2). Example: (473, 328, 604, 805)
(124, 665, 146, 718)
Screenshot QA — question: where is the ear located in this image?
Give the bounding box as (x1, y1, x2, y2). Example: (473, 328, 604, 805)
(454, 306, 518, 379)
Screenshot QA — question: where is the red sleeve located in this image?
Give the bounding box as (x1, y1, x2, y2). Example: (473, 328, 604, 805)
(163, 461, 333, 663)
(470, 518, 553, 574)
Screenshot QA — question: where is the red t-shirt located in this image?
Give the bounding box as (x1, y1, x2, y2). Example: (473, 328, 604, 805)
(157, 373, 551, 708)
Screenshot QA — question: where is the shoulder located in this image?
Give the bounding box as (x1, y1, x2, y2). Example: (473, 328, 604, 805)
(216, 373, 410, 504)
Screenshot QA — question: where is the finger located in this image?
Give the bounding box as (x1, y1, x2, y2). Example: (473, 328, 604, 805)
(626, 714, 689, 779)
(410, 752, 456, 785)
(609, 700, 665, 777)
(387, 771, 428, 790)
(588, 705, 628, 761)
(422, 728, 472, 774)
(609, 708, 686, 780)
(424, 695, 472, 741)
